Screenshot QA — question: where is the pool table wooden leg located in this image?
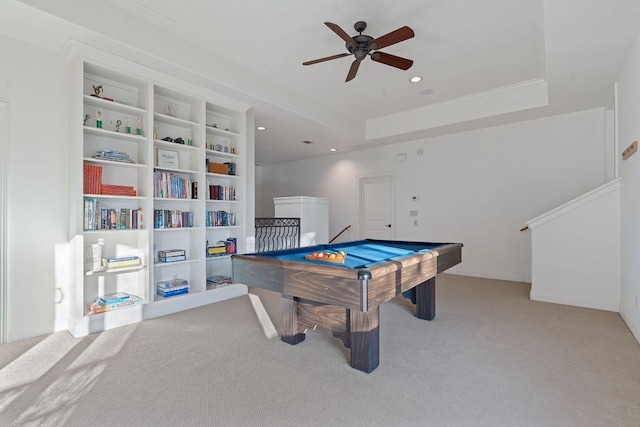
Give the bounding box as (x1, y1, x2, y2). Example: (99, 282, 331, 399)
(280, 294, 305, 345)
(349, 306, 380, 373)
(415, 277, 436, 320)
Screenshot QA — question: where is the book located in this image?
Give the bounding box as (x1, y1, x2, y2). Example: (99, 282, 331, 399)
(84, 241, 103, 272)
(104, 259, 142, 269)
(156, 278, 189, 298)
(156, 278, 189, 290)
(206, 276, 233, 288)
(88, 295, 143, 314)
(103, 255, 141, 269)
(158, 255, 186, 263)
(105, 255, 140, 263)
(98, 292, 131, 305)
(158, 249, 185, 257)
(156, 288, 189, 298)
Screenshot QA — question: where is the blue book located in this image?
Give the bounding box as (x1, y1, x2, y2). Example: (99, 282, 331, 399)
(98, 292, 131, 305)
(157, 288, 189, 298)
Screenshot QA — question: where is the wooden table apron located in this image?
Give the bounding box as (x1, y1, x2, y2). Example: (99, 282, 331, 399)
(232, 242, 462, 373)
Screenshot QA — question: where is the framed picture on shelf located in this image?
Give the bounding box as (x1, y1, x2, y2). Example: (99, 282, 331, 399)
(157, 148, 179, 168)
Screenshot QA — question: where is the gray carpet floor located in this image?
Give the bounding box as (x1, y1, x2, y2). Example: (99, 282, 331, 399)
(1, 274, 639, 426)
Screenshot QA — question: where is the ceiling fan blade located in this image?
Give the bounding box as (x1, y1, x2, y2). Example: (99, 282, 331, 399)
(303, 53, 351, 66)
(371, 51, 414, 70)
(345, 59, 361, 82)
(325, 22, 355, 45)
(370, 26, 415, 50)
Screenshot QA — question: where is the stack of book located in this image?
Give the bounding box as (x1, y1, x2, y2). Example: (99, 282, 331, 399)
(156, 279, 189, 298)
(206, 275, 233, 289)
(101, 184, 137, 196)
(158, 249, 186, 262)
(87, 292, 143, 314)
(83, 162, 103, 195)
(92, 149, 134, 163)
(104, 255, 141, 270)
(206, 241, 227, 257)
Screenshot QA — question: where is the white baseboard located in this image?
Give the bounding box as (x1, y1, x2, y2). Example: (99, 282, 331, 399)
(248, 293, 278, 339)
(450, 267, 529, 283)
(530, 290, 619, 312)
(619, 306, 640, 345)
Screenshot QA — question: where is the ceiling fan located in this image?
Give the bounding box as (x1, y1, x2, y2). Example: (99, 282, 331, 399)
(303, 21, 415, 82)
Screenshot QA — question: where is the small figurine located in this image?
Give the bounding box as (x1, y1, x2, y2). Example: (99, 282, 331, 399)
(96, 110, 103, 128)
(167, 103, 176, 117)
(187, 130, 193, 146)
(153, 122, 158, 140)
(126, 117, 131, 134)
(83, 113, 91, 126)
(136, 117, 141, 135)
(92, 84, 103, 97)
(115, 119, 122, 132)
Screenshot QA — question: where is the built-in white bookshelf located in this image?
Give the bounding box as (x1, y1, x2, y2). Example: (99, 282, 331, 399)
(67, 46, 250, 337)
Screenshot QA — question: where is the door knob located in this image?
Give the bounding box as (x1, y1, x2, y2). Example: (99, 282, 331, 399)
(386, 224, 391, 228)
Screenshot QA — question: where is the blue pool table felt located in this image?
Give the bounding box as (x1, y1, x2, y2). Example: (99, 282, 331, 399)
(264, 240, 440, 269)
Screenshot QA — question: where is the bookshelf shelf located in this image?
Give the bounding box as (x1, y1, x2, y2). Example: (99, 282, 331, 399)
(206, 172, 241, 179)
(153, 258, 199, 267)
(205, 149, 240, 159)
(83, 194, 146, 200)
(83, 94, 147, 115)
(205, 124, 240, 138)
(154, 112, 199, 128)
(85, 265, 146, 276)
(69, 52, 249, 337)
(153, 166, 199, 175)
(84, 126, 146, 142)
(83, 157, 146, 168)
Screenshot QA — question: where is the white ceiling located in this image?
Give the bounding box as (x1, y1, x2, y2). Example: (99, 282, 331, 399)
(10, 0, 640, 165)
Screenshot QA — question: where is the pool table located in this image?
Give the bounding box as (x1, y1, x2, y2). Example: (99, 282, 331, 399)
(232, 239, 462, 373)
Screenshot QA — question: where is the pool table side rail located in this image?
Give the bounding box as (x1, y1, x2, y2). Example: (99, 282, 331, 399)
(232, 255, 364, 308)
(366, 243, 462, 307)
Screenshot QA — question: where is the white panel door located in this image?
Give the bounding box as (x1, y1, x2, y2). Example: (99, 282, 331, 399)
(359, 174, 393, 239)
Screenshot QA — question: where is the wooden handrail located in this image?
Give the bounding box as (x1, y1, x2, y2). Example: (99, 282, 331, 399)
(329, 225, 351, 244)
(520, 226, 529, 232)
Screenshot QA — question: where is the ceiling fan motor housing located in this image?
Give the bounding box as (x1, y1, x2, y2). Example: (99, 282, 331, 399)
(348, 34, 374, 59)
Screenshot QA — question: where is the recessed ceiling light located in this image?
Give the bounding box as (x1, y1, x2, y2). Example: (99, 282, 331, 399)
(420, 88, 434, 95)
(410, 76, 422, 83)
(330, 148, 337, 152)
(256, 126, 266, 131)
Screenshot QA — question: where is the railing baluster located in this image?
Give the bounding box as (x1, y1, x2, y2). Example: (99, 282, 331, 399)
(254, 218, 301, 253)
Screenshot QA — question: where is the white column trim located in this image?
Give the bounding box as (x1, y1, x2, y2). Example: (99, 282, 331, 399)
(0, 102, 9, 344)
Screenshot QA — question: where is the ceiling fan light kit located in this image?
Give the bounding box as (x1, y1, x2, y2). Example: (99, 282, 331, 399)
(303, 21, 415, 82)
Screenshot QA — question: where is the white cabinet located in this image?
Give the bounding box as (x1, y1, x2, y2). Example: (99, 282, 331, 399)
(274, 196, 330, 246)
(67, 48, 250, 337)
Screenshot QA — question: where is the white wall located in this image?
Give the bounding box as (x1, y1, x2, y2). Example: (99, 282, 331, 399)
(528, 180, 620, 311)
(258, 109, 608, 282)
(0, 35, 69, 341)
(616, 33, 640, 342)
